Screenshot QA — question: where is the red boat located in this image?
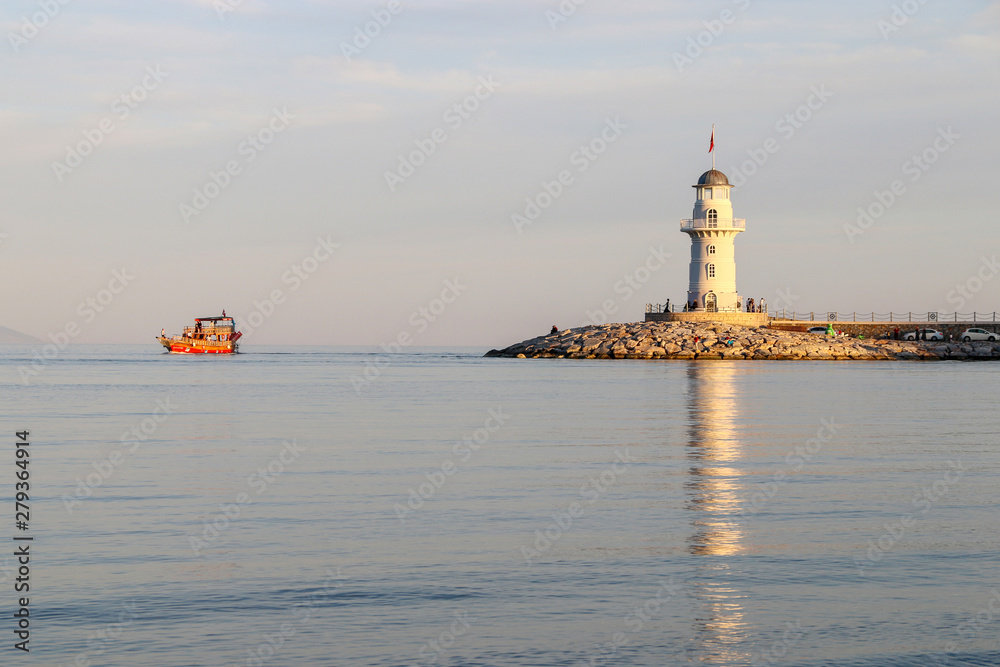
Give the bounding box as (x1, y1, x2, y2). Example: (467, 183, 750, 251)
(158, 314, 242, 354)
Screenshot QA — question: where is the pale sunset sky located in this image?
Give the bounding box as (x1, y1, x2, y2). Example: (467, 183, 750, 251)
(1, 0, 997, 345)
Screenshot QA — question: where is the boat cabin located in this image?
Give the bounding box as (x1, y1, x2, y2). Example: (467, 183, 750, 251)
(182, 316, 237, 342)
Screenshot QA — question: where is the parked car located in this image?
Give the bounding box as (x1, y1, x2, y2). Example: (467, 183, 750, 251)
(904, 328, 943, 341)
(807, 326, 829, 334)
(959, 328, 998, 342)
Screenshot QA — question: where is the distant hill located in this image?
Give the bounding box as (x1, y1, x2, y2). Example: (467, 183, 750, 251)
(0, 326, 41, 344)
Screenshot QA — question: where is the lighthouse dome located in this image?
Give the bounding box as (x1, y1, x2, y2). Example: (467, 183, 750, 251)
(697, 169, 730, 186)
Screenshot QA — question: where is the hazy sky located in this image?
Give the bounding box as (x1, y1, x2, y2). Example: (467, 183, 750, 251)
(1, 0, 998, 345)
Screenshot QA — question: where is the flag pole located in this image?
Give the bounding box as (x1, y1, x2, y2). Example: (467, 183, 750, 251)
(711, 124, 715, 170)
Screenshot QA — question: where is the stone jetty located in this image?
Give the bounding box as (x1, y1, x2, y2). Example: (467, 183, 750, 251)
(484, 321, 1000, 361)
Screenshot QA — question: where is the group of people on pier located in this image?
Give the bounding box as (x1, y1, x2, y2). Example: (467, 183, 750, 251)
(676, 297, 768, 313)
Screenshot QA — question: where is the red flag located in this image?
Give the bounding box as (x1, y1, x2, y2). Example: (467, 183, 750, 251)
(709, 127, 715, 153)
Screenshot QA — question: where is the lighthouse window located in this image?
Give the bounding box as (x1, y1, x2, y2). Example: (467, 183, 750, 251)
(707, 209, 718, 228)
(707, 245, 716, 255)
(707, 264, 716, 278)
(703, 188, 712, 199)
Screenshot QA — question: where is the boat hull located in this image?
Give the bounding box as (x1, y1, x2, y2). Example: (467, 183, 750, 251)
(158, 336, 239, 354)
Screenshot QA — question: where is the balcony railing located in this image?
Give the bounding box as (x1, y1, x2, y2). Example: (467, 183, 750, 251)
(183, 325, 235, 336)
(680, 218, 745, 231)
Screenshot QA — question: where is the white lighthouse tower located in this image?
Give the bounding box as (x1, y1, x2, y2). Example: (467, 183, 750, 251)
(681, 168, 745, 312)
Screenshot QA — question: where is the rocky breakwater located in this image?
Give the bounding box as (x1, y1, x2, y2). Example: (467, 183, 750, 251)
(484, 322, 1000, 361)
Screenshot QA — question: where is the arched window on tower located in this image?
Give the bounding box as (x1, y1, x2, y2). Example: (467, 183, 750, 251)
(707, 264, 716, 278)
(707, 245, 716, 256)
(707, 209, 718, 228)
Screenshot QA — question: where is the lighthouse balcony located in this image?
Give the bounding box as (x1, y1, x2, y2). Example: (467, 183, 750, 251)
(680, 218, 745, 231)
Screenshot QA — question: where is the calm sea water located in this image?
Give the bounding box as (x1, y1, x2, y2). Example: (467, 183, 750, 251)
(1, 345, 998, 666)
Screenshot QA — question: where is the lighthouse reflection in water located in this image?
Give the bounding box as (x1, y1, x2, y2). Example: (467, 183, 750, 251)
(684, 362, 751, 663)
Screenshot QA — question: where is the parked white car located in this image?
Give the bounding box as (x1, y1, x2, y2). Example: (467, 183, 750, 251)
(904, 329, 943, 341)
(959, 328, 998, 342)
